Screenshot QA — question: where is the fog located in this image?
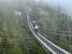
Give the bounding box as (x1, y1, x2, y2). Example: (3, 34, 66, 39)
(42, 0, 72, 16)
(0, 0, 72, 54)
(0, 0, 72, 16)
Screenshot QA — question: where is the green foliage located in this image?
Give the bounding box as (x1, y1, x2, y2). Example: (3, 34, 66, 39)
(30, 6, 41, 20)
(30, 2, 72, 53)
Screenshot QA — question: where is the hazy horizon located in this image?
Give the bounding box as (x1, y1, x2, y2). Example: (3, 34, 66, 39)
(36, 0, 72, 16)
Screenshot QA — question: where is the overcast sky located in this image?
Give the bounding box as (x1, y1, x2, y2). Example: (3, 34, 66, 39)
(37, 0, 72, 16)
